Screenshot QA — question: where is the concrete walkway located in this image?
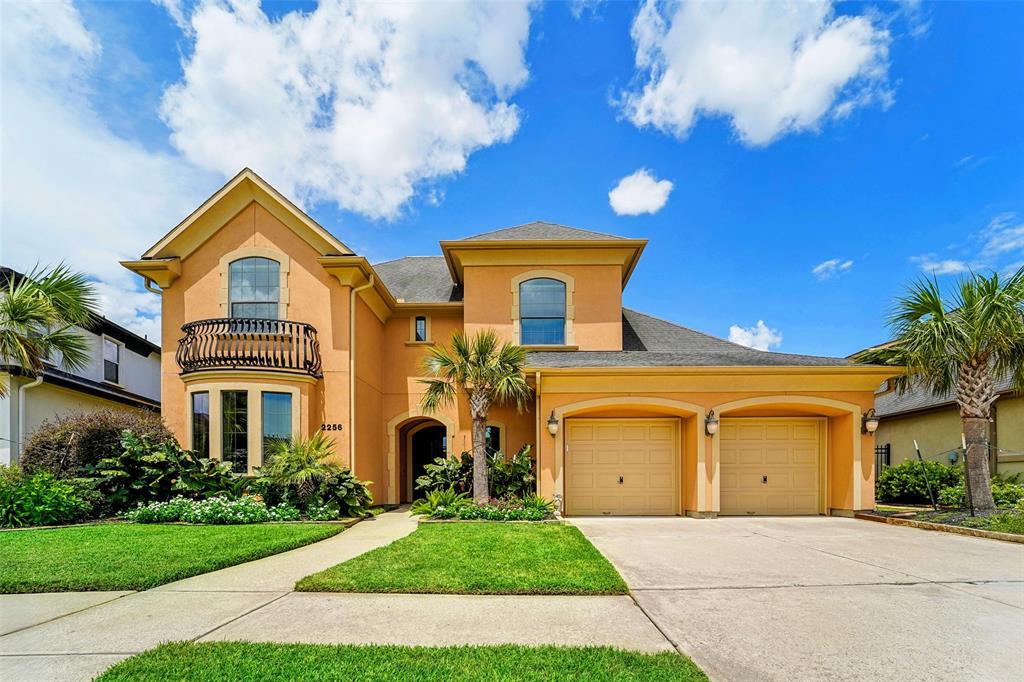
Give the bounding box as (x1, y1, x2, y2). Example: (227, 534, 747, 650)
(0, 510, 669, 681)
(572, 515, 1024, 682)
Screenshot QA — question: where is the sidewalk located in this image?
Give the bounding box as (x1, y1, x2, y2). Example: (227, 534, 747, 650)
(0, 510, 670, 681)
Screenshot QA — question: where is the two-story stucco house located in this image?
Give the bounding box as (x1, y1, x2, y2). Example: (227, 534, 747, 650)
(122, 169, 896, 517)
(1, 268, 161, 465)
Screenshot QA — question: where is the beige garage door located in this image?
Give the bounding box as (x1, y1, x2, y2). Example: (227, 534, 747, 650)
(565, 418, 678, 516)
(720, 419, 822, 516)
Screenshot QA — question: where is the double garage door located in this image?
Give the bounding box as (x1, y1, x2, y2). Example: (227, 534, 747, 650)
(564, 417, 822, 516)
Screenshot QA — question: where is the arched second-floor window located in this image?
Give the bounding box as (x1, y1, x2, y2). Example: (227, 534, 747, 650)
(519, 278, 566, 345)
(229, 257, 280, 319)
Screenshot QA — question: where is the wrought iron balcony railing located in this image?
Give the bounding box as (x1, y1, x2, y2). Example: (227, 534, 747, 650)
(176, 318, 323, 377)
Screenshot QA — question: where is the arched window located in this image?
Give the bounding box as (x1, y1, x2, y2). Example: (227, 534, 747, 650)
(519, 278, 565, 345)
(229, 257, 280, 319)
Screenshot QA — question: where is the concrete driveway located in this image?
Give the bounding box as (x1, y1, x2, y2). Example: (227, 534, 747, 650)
(572, 516, 1024, 682)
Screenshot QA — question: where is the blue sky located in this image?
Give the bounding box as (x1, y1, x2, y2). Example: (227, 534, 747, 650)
(2, 1, 1022, 356)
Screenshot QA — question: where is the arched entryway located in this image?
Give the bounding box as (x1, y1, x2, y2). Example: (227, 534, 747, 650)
(399, 418, 448, 502)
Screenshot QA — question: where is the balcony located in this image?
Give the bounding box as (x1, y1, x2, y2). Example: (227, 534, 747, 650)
(176, 318, 323, 378)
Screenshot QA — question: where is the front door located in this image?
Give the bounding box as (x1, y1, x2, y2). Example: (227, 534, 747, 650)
(408, 425, 446, 501)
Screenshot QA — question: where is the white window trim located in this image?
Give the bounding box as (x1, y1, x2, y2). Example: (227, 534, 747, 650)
(101, 335, 124, 386)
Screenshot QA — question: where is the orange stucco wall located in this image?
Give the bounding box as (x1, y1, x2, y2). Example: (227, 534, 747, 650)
(159, 201, 352, 463)
(536, 386, 878, 515)
(462, 264, 622, 350)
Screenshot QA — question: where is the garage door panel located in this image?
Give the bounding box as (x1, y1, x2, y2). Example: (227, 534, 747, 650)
(792, 447, 816, 465)
(621, 449, 647, 465)
(565, 418, 679, 516)
(649, 425, 674, 441)
(738, 449, 762, 465)
(737, 425, 763, 439)
(649, 448, 673, 465)
(720, 419, 821, 517)
(792, 424, 817, 440)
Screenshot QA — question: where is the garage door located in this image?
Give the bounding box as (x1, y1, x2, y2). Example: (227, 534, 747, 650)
(720, 419, 822, 516)
(565, 418, 678, 516)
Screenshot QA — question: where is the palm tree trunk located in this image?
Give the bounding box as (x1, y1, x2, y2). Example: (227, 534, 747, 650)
(958, 359, 997, 511)
(469, 392, 490, 504)
(963, 417, 996, 510)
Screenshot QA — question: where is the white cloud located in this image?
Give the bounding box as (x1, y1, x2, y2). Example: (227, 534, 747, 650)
(911, 257, 972, 276)
(811, 258, 854, 281)
(153, 0, 189, 31)
(161, 0, 535, 220)
(981, 213, 1024, 258)
(1, 0, 214, 342)
(910, 212, 1024, 277)
(621, 0, 892, 146)
(608, 169, 673, 216)
(728, 320, 782, 352)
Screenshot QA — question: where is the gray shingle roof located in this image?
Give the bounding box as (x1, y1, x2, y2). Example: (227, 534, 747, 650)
(527, 309, 855, 368)
(875, 375, 1016, 417)
(457, 221, 628, 242)
(372, 256, 462, 303)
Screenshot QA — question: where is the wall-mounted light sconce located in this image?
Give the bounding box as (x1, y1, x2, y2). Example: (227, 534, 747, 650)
(862, 408, 880, 434)
(705, 410, 719, 436)
(547, 411, 559, 436)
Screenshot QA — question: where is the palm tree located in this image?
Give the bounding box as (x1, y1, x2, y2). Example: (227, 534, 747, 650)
(0, 265, 98, 398)
(853, 268, 1024, 510)
(420, 330, 533, 503)
(260, 431, 341, 503)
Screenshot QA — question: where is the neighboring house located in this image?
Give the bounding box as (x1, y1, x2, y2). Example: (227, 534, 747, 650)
(122, 169, 896, 517)
(0, 268, 161, 465)
(873, 377, 1024, 477)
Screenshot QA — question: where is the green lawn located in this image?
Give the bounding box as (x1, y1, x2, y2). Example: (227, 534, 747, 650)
(0, 523, 343, 593)
(296, 523, 628, 595)
(97, 642, 706, 682)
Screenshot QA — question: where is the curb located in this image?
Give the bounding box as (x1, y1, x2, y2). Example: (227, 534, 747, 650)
(855, 512, 1024, 544)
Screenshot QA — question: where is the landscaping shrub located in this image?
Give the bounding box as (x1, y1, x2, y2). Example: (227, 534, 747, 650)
(876, 459, 963, 504)
(410, 487, 471, 516)
(0, 466, 92, 527)
(317, 469, 373, 517)
(21, 409, 173, 478)
(415, 452, 473, 495)
(936, 473, 1024, 509)
(94, 431, 244, 512)
(126, 496, 304, 524)
(488, 445, 536, 499)
(255, 433, 372, 517)
(437, 497, 556, 522)
(413, 488, 556, 521)
(416, 446, 537, 499)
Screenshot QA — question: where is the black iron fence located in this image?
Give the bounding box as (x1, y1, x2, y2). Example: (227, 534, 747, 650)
(176, 317, 323, 377)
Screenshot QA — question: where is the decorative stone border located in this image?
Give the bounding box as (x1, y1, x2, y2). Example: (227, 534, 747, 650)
(856, 512, 1024, 544)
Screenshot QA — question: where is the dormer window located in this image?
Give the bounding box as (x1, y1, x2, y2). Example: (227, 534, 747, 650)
(519, 278, 566, 345)
(229, 257, 280, 319)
